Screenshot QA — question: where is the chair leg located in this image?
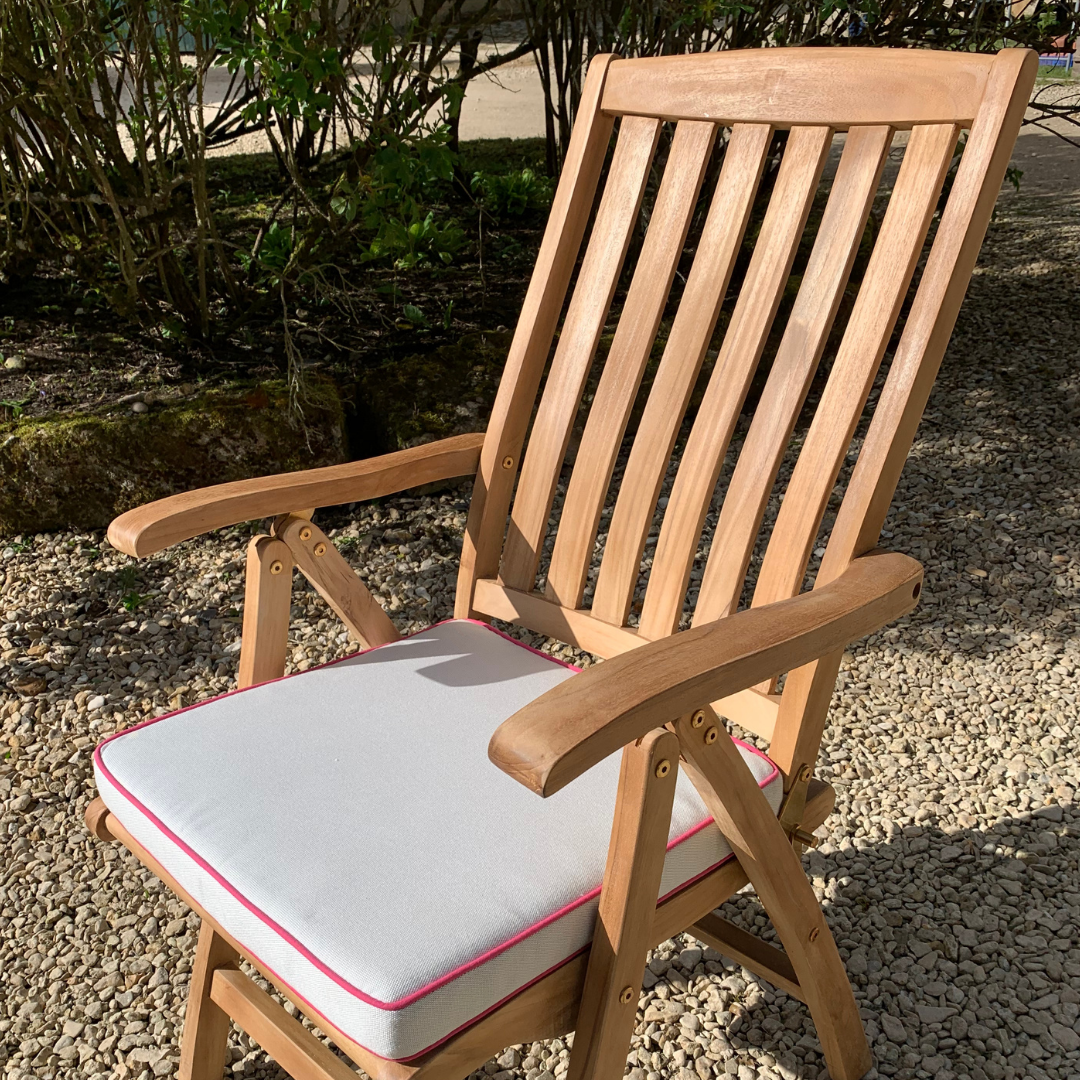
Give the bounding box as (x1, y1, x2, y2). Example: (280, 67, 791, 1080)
(180, 922, 240, 1080)
(567, 729, 679, 1080)
(238, 535, 293, 690)
(674, 713, 873, 1080)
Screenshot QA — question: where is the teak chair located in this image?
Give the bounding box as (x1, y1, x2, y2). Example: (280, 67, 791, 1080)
(85, 47, 1035, 1080)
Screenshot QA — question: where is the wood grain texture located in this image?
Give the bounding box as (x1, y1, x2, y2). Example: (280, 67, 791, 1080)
(684, 124, 892, 636)
(546, 120, 717, 609)
(713, 687, 781, 742)
(691, 912, 803, 1001)
(86, 49, 1037, 1080)
(770, 50, 1036, 800)
(473, 579, 781, 741)
(84, 796, 115, 841)
(591, 122, 773, 627)
(180, 924, 239, 1080)
(211, 969, 361, 1080)
(768, 647, 845, 789)
(602, 48, 993, 129)
(500, 114, 662, 592)
(275, 515, 400, 648)
(489, 550, 922, 798)
(674, 715, 872, 1080)
(752, 122, 959, 613)
(455, 55, 618, 617)
(473, 578, 647, 658)
(567, 730, 679, 1080)
(634, 125, 831, 641)
(108, 432, 485, 557)
(819, 49, 1038, 584)
(406, 957, 587, 1080)
(237, 535, 293, 689)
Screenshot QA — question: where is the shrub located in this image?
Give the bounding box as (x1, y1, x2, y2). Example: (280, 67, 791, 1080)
(522, 0, 1080, 170)
(0, 0, 527, 339)
(471, 168, 554, 219)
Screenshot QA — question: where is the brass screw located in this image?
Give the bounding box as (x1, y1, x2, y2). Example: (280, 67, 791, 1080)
(619, 986, 634, 1005)
(704, 726, 719, 745)
(655, 759, 671, 779)
(269, 560, 284, 576)
(808, 926, 820, 943)
(502, 455, 514, 470)
(313, 542, 327, 557)
(691, 710, 705, 728)
(299, 525, 313, 542)
(797, 764, 812, 783)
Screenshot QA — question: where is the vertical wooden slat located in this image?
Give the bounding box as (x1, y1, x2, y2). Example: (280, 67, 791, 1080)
(751, 123, 959, 613)
(499, 114, 663, 592)
(818, 50, 1037, 587)
(768, 50, 1037, 794)
(590, 123, 773, 627)
(681, 124, 892, 638)
(628, 126, 832, 640)
(545, 120, 718, 609)
(455, 54, 618, 619)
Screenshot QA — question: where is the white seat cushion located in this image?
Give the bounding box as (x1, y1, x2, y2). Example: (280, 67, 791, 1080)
(94, 619, 782, 1062)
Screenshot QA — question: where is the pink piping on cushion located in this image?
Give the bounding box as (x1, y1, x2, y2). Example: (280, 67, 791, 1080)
(94, 618, 778, 1012)
(96, 769, 745, 1065)
(195, 900, 592, 1064)
(96, 733, 776, 1011)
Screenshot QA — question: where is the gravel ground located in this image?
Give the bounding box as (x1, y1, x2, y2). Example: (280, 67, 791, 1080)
(1, 189, 1079, 1080)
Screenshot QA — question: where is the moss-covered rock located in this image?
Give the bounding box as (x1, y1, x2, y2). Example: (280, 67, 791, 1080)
(354, 330, 512, 453)
(0, 380, 346, 534)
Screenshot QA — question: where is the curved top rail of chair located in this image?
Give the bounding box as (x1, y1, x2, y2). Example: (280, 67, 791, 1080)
(489, 550, 923, 798)
(107, 432, 485, 558)
(601, 47, 1022, 129)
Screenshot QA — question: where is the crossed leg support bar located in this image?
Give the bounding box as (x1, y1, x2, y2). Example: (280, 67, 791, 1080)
(237, 513, 400, 690)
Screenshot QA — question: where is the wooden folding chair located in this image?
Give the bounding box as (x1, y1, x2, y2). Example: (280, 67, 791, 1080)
(85, 47, 1035, 1080)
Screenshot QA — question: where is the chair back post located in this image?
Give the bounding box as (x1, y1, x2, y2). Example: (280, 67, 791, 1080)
(455, 46, 1035, 795)
(455, 54, 619, 618)
(766, 48, 1038, 790)
(454, 47, 1034, 693)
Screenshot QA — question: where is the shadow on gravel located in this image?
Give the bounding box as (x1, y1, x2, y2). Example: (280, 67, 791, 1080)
(236, 809, 1079, 1080)
(699, 809, 1080, 1080)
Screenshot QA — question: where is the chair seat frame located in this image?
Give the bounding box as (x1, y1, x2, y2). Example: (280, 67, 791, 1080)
(89, 45, 1036, 1080)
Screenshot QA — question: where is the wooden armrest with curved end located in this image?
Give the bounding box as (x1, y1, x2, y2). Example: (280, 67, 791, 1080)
(107, 432, 485, 557)
(489, 549, 923, 798)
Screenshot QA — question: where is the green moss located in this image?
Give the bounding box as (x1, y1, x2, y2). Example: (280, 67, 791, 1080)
(0, 379, 346, 534)
(356, 330, 511, 452)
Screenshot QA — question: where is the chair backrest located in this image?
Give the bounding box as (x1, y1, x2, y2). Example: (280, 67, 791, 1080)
(455, 47, 1036, 779)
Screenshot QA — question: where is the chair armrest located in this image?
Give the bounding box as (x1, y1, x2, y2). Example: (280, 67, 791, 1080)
(107, 432, 485, 557)
(489, 550, 923, 797)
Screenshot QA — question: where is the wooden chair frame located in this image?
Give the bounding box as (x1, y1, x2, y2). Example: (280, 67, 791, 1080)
(87, 47, 1036, 1080)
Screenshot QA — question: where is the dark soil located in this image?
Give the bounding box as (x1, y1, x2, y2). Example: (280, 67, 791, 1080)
(0, 138, 548, 425)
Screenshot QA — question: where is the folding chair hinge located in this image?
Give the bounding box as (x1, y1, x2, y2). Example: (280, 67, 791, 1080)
(777, 763, 816, 846)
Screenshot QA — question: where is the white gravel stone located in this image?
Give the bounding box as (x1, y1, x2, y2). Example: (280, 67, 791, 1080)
(1, 195, 1078, 1080)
